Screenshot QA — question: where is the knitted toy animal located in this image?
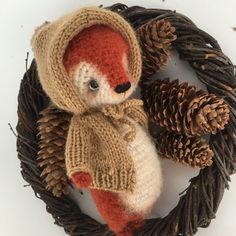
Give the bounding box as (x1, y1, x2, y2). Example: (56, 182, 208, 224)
(32, 7, 162, 236)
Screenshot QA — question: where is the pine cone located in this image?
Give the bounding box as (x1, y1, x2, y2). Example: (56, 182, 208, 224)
(185, 93, 230, 136)
(37, 106, 71, 197)
(142, 78, 230, 136)
(136, 19, 176, 79)
(155, 131, 214, 168)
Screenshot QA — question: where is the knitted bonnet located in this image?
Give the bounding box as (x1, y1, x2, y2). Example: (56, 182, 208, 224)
(31, 7, 142, 114)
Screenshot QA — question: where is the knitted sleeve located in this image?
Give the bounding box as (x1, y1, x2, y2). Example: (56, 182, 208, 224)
(65, 116, 91, 178)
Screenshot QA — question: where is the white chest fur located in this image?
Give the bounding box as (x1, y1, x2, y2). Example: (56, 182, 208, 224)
(118, 123, 162, 215)
(69, 122, 162, 222)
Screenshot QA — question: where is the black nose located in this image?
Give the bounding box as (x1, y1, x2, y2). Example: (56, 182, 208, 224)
(114, 82, 131, 94)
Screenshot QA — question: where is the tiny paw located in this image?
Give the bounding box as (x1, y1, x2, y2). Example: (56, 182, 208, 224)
(72, 172, 92, 188)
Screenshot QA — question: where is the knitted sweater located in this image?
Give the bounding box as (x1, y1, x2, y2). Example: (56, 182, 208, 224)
(31, 7, 144, 193)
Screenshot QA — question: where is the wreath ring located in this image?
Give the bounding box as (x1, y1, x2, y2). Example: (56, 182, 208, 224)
(16, 3, 236, 236)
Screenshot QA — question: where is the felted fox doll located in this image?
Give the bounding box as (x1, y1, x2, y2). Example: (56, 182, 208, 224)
(32, 7, 162, 236)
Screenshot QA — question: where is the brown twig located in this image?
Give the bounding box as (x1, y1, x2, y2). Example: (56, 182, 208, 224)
(8, 123, 17, 137)
(25, 51, 29, 72)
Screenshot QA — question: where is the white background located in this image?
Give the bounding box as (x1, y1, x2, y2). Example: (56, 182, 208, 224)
(0, 0, 236, 236)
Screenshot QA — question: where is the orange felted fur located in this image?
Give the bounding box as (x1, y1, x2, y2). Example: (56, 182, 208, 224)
(64, 25, 144, 236)
(63, 25, 130, 88)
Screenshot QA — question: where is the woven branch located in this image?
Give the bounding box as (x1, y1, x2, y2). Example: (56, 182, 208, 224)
(16, 4, 236, 236)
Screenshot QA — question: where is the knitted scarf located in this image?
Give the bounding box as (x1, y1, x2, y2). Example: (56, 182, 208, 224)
(66, 99, 147, 193)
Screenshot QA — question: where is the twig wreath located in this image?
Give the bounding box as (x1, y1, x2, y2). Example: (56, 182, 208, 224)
(16, 3, 236, 236)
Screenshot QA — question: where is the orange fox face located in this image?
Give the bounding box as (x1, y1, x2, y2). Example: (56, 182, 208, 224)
(63, 25, 137, 107)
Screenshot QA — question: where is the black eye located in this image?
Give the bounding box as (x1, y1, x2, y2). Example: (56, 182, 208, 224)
(89, 79, 99, 91)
